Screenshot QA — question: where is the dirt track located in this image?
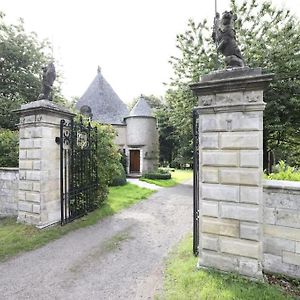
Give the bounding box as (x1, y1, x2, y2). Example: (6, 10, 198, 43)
(0, 180, 192, 300)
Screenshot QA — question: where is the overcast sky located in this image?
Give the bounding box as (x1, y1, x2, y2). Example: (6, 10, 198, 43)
(1, 0, 299, 103)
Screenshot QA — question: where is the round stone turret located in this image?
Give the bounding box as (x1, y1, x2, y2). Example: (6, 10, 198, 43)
(125, 96, 159, 173)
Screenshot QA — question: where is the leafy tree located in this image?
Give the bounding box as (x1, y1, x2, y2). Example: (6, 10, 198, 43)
(166, 0, 300, 167)
(155, 106, 177, 166)
(165, 19, 214, 166)
(0, 129, 19, 167)
(0, 12, 65, 129)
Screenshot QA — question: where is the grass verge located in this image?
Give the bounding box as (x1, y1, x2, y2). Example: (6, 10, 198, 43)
(0, 183, 154, 262)
(159, 235, 294, 300)
(140, 169, 193, 187)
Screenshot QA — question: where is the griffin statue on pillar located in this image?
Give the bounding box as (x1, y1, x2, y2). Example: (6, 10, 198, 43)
(212, 11, 245, 68)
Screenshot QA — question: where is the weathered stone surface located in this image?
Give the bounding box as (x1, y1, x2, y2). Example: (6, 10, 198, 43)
(276, 208, 300, 229)
(220, 168, 260, 186)
(18, 201, 32, 213)
(220, 132, 260, 150)
(240, 150, 261, 168)
(202, 201, 219, 217)
(220, 203, 260, 222)
(199, 250, 238, 272)
(19, 160, 33, 170)
(296, 242, 300, 254)
(220, 236, 261, 259)
(240, 186, 261, 204)
(263, 207, 276, 224)
(239, 257, 262, 278)
(202, 168, 219, 184)
(201, 133, 219, 149)
(201, 112, 262, 133)
(264, 190, 300, 210)
(283, 251, 300, 266)
(215, 92, 243, 105)
(202, 234, 219, 251)
(202, 151, 238, 167)
(264, 224, 300, 242)
(25, 192, 40, 203)
(19, 181, 32, 191)
(264, 236, 295, 256)
(202, 216, 239, 237)
(240, 222, 260, 241)
(202, 183, 239, 202)
(25, 171, 40, 181)
(264, 253, 300, 278)
(0, 169, 19, 216)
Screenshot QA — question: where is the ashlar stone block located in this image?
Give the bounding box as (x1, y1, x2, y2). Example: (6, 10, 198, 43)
(220, 203, 260, 223)
(276, 208, 300, 229)
(202, 151, 238, 167)
(220, 236, 261, 259)
(220, 132, 260, 150)
(202, 234, 219, 251)
(201, 133, 219, 149)
(202, 183, 239, 202)
(283, 251, 300, 266)
(240, 222, 260, 241)
(199, 250, 239, 272)
(264, 236, 295, 256)
(239, 257, 262, 278)
(220, 168, 260, 186)
(202, 167, 219, 184)
(240, 186, 261, 204)
(240, 150, 261, 168)
(202, 216, 239, 237)
(264, 224, 300, 242)
(202, 200, 219, 217)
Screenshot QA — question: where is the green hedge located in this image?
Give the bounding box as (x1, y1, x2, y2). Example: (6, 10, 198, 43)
(143, 170, 171, 180)
(0, 129, 19, 167)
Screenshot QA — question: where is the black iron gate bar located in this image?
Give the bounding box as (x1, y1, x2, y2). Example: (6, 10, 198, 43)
(193, 108, 200, 256)
(59, 117, 99, 225)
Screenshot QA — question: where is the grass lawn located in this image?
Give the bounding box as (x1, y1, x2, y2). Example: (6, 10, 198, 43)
(0, 183, 154, 262)
(140, 169, 193, 187)
(159, 235, 295, 300)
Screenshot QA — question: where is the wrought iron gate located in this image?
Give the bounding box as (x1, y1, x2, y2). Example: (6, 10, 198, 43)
(59, 117, 99, 225)
(193, 109, 200, 256)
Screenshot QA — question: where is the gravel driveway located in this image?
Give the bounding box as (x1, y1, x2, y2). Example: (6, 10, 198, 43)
(0, 180, 192, 300)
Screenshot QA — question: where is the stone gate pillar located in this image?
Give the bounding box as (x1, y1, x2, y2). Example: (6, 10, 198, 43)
(16, 100, 75, 228)
(190, 68, 272, 279)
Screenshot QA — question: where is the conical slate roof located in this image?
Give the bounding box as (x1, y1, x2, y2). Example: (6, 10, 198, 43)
(129, 95, 153, 117)
(76, 69, 129, 125)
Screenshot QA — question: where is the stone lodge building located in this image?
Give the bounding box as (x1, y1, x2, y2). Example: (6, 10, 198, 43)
(76, 68, 159, 175)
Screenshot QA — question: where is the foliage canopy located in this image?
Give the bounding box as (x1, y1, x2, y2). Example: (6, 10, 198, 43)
(165, 0, 300, 167)
(0, 12, 64, 129)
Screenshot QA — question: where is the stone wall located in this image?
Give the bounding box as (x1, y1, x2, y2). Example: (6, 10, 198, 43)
(263, 179, 300, 278)
(0, 168, 19, 216)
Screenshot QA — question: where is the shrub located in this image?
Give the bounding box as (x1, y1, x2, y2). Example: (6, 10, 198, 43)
(90, 121, 122, 203)
(143, 169, 171, 180)
(0, 129, 19, 167)
(265, 160, 300, 181)
(110, 161, 127, 186)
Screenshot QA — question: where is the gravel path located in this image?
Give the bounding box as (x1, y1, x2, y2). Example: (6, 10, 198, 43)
(0, 180, 192, 300)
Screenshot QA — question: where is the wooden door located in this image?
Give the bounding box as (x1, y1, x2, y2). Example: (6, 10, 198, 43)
(130, 150, 140, 172)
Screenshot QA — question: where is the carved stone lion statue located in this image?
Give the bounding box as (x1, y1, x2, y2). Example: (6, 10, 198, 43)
(38, 62, 56, 100)
(212, 11, 245, 68)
